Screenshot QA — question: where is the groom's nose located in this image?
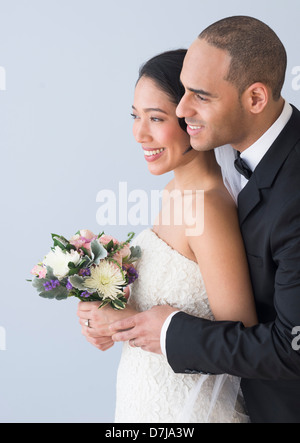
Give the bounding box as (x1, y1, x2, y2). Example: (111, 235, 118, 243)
(176, 93, 194, 120)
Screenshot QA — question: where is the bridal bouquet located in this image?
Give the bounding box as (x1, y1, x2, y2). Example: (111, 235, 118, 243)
(29, 230, 141, 310)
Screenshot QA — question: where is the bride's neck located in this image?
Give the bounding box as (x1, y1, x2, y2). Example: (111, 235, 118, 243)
(173, 150, 222, 192)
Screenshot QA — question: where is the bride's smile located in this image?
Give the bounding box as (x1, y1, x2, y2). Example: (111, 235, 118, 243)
(143, 147, 166, 162)
(131, 76, 195, 176)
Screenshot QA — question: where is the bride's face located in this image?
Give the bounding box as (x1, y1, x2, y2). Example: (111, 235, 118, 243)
(132, 76, 193, 176)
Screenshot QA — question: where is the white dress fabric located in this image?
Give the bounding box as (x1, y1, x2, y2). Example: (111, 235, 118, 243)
(115, 229, 249, 423)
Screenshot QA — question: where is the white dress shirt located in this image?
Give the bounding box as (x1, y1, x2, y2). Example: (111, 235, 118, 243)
(160, 101, 293, 357)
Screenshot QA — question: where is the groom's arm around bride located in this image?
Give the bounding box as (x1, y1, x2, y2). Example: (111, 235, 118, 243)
(111, 16, 300, 424)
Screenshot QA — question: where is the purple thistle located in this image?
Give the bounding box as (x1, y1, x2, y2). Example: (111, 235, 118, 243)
(78, 268, 91, 277)
(80, 291, 91, 298)
(43, 279, 61, 292)
(66, 280, 73, 291)
(127, 266, 139, 284)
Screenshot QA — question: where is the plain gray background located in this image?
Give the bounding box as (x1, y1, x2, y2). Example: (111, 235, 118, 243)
(0, 0, 300, 423)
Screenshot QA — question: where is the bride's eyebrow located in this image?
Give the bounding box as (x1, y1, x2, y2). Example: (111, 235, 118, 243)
(132, 105, 168, 115)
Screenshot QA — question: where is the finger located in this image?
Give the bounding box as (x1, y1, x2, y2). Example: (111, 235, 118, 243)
(112, 328, 137, 343)
(129, 339, 140, 348)
(98, 341, 115, 352)
(78, 317, 112, 336)
(109, 316, 137, 333)
(77, 301, 99, 313)
(88, 336, 114, 347)
(79, 318, 95, 329)
(78, 311, 91, 321)
(86, 336, 114, 351)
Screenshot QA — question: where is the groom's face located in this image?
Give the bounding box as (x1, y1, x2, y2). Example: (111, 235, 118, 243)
(177, 38, 249, 152)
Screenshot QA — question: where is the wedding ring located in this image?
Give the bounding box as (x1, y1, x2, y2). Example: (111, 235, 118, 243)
(85, 319, 90, 328)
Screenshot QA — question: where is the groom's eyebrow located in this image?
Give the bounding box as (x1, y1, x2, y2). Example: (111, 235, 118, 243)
(187, 87, 217, 98)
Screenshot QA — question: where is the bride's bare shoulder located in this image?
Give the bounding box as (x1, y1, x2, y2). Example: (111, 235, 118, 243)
(164, 179, 175, 192)
(184, 185, 238, 243)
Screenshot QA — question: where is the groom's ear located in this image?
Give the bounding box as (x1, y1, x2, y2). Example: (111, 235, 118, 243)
(242, 82, 269, 115)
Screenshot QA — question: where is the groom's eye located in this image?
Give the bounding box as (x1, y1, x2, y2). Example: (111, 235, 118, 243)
(196, 94, 209, 102)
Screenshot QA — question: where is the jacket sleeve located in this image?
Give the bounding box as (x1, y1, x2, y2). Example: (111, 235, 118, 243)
(166, 195, 300, 380)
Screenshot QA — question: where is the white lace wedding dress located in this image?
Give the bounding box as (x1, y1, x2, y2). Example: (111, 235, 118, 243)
(115, 229, 249, 423)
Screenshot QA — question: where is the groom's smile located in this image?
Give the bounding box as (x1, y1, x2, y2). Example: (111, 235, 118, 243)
(176, 38, 250, 152)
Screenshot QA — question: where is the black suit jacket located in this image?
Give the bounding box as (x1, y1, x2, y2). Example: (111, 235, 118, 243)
(166, 105, 300, 423)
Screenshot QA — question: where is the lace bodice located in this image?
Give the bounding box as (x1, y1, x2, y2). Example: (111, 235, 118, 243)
(128, 229, 214, 319)
(114, 229, 248, 423)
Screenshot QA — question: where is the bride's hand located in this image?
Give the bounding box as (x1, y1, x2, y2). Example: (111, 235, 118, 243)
(77, 293, 138, 351)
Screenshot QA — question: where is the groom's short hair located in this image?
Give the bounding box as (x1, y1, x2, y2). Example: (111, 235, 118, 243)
(199, 16, 287, 101)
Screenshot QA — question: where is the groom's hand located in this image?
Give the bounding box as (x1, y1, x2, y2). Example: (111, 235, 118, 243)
(110, 305, 179, 354)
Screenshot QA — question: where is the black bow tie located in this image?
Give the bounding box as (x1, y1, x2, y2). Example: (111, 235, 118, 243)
(234, 152, 253, 180)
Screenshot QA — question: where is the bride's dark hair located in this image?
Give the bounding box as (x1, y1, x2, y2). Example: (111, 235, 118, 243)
(137, 49, 188, 135)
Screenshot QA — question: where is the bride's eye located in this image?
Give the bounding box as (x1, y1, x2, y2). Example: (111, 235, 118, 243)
(131, 113, 139, 120)
(150, 117, 164, 122)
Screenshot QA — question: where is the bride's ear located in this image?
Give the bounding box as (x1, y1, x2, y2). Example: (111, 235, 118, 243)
(242, 82, 269, 115)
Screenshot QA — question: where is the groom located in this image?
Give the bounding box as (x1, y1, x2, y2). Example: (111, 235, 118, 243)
(110, 16, 300, 423)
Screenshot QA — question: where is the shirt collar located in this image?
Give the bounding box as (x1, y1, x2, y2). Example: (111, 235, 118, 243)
(239, 101, 293, 186)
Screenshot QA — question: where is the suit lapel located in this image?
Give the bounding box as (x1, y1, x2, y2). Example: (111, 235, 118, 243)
(238, 105, 300, 225)
(238, 178, 261, 225)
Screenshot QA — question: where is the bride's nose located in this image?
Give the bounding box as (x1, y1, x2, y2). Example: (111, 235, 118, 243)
(133, 121, 152, 144)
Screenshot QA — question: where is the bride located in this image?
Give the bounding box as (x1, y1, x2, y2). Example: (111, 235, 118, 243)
(77, 49, 257, 423)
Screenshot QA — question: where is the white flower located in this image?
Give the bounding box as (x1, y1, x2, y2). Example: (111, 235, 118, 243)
(84, 261, 126, 300)
(43, 246, 81, 280)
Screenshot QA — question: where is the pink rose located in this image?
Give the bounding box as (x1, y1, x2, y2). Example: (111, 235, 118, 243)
(70, 229, 97, 251)
(111, 244, 131, 266)
(31, 265, 47, 279)
(119, 244, 131, 259)
(79, 229, 95, 241)
(99, 235, 119, 246)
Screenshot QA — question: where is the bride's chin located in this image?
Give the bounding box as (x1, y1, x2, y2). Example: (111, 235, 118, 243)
(148, 165, 171, 176)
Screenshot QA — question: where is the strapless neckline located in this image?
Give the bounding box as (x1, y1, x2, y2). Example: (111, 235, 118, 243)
(147, 228, 199, 267)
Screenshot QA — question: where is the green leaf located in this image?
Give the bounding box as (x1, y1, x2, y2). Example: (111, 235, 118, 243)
(66, 243, 77, 252)
(90, 239, 107, 265)
(80, 246, 91, 257)
(51, 234, 69, 251)
(97, 299, 111, 309)
(127, 232, 135, 242)
(38, 290, 55, 299)
(130, 246, 142, 259)
(38, 285, 68, 301)
(68, 275, 88, 291)
(45, 266, 57, 280)
(105, 240, 114, 252)
(68, 275, 97, 294)
(32, 277, 47, 292)
(111, 299, 126, 310)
